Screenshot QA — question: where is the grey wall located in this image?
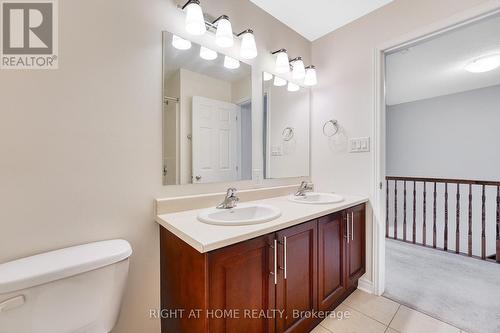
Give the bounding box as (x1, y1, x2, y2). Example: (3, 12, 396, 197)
(387, 84, 500, 180)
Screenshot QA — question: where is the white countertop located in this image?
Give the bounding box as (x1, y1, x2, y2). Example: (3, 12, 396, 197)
(155, 194, 369, 253)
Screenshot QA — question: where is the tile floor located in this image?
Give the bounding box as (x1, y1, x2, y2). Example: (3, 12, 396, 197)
(312, 289, 468, 333)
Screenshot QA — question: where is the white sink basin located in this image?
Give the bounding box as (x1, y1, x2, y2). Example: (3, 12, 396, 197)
(197, 204, 281, 226)
(288, 192, 345, 204)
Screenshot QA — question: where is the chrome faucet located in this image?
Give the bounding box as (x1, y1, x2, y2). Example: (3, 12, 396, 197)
(217, 188, 239, 209)
(295, 181, 313, 196)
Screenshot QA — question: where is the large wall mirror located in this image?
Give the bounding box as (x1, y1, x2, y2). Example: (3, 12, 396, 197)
(263, 73, 311, 179)
(162, 31, 252, 185)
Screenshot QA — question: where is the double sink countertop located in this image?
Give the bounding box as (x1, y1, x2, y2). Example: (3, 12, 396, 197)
(155, 194, 369, 253)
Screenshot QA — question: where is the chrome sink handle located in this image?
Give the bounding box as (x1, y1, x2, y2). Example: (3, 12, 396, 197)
(295, 181, 313, 197)
(217, 188, 240, 209)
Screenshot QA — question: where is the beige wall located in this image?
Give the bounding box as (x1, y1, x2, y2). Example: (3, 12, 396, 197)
(0, 1, 310, 333)
(311, 0, 498, 286)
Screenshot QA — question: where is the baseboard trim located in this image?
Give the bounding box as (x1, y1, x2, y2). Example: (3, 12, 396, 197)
(357, 277, 375, 294)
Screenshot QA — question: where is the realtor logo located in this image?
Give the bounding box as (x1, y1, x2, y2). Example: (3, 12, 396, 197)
(1, 0, 58, 69)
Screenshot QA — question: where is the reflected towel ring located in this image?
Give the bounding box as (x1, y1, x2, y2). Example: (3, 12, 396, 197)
(282, 127, 294, 141)
(323, 120, 339, 137)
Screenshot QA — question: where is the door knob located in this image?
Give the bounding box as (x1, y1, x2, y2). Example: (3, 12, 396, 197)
(195, 175, 202, 181)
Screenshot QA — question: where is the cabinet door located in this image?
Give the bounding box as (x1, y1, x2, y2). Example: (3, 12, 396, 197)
(317, 213, 346, 311)
(208, 234, 276, 333)
(276, 221, 317, 333)
(346, 204, 366, 286)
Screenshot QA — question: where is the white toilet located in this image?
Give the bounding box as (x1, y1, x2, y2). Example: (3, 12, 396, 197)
(0, 239, 132, 333)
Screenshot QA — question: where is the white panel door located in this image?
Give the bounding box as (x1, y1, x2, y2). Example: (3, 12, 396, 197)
(192, 96, 241, 184)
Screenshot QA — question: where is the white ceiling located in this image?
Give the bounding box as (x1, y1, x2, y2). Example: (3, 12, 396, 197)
(386, 13, 500, 106)
(249, 0, 394, 41)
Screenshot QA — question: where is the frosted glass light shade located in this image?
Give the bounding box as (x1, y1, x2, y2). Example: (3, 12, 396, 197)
(275, 50, 290, 73)
(292, 58, 306, 79)
(185, 2, 206, 36)
(200, 46, 217, 60)
(172, 35, 192, 50)
(224, 56, 240, 69)
(263, 72, 273, 81)
(240, 31, 257, 59)
(464, 54, 500, 73)
(304, 66, 317, 86)
(273, 76, 286, 87)
(215, 17, 234, 48)
(287, 82, 300, 92)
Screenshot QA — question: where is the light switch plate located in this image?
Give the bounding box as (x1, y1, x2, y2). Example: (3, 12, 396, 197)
(349, 137, 370, 153)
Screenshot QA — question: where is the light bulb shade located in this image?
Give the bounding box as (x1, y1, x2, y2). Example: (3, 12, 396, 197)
(215, 17, 234, 48)
(273, 76, 287, 87)
(224, 56, 240, 69)
(292, 59, 306, 79)
(275, 50, 290, 73)
(172, 35, 192, 50)
(263, 72, 273, 81)
(287, 82, 300, 92)
(304, 66, 317, 86)
(185, 2, 206, 36)
(240, 31, 257, 59)
(464, 54, 500, 73)
(199, 46, 217, 60)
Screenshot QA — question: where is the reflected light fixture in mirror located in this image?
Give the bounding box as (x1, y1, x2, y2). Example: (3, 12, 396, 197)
(214, 15, 234, 48)
(273, 76, 286, 86)
(287, 82, 300, 92)
(304, 65, 317, 86)
(172, 35, 192, 50)
(291, 57, 305, 79)
(200, 46, 217, 60)
(224, 56, 240, 69)
(183, 0, 206, 36)
(239, 29, 257, 59)
(263, 72, 273, 81)
(464, 54, 500, 73)
(273, 49, 290, 73)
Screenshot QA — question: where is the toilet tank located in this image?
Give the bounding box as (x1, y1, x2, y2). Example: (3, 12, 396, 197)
(0, 239, 132, 333)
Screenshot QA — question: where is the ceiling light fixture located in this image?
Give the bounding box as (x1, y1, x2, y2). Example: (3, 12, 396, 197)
(224, 56, 240, 69)
(213, 15, 234, 48)
(199, 46, 217, 60)
(290, 57, 306, 80)
(304, 65, 317, 86)
(273, 76, 287, 87)
(238, 29, 257, 59)
(263, 72, 273, 81)
(287, 82, 300, 92)
(464, 54, 500, 73)
(272, 49, 290, 74)
(182, 0, 206, 36)
(172, 35, 192, 50)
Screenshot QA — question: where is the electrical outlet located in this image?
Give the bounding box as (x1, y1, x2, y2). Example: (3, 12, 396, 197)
(349, 137, 370, 153)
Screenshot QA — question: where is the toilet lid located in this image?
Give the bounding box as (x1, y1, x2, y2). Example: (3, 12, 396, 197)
(0, 239, 132, 294)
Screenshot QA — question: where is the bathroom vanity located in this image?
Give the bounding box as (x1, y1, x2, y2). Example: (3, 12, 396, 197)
(156, 194, 367, 333)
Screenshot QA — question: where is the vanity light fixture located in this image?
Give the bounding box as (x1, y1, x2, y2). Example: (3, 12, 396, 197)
(290, 57, 306, 80)
(263, 72, 273, 81)
(273, 76, 287, 87)
(182, 0, 206, 36)
(172, 35, 192, 50)
(224, 56, 240, 69)
(272, 49, 290, 73)
(304, 65, 317, 86)
(199, 46, 217, 60)
(213, 15, 234, 48)
(287, 82, 300, 92)
(238, 29, 257, 59)
(464, 54, 500, 73)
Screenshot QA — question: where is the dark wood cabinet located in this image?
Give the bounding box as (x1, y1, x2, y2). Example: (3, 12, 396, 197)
(276, 221, 317, 333)
(345, 204, 366, 288)
(317, 212, 346, 311)
(160, 203, 366, 333)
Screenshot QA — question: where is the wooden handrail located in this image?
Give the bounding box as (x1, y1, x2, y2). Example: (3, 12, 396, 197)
(386, 176, 500, 186)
